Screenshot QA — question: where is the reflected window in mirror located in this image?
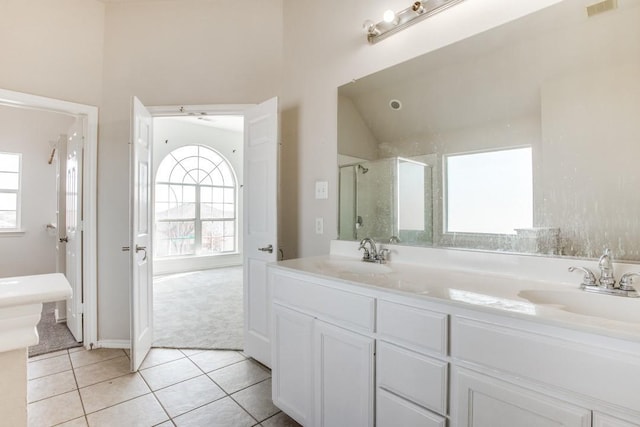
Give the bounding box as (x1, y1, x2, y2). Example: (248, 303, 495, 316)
(445, 147, 532, 235)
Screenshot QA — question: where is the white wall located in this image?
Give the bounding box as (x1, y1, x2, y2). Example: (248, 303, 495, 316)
(280, 0, 564, 258)
(152, 118, 244, 275)
(0, 105, 75, 277)
(0, 0, 105, 106)
(0, 0, 569, 343)
(97, 0, 283, 341)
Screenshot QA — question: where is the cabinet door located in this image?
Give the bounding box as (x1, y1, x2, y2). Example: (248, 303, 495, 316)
(593, 413, 640, 427)
(314, 320, 375, 427)
(271, 304, 314, 426)
(453, 368, 591, 427)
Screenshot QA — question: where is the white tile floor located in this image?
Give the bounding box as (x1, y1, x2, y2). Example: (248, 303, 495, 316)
(27, 347, 301, 427)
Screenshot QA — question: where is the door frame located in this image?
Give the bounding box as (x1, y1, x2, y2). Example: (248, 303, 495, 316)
(144, 103, 253, 329)
(0, 88, 98, 348)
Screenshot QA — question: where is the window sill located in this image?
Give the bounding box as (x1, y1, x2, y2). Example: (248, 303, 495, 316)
(0, 229, 26, 237)
(156, 252, 240, 261)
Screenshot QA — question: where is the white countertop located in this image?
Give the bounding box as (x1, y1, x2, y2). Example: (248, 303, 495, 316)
(0, 273, 72, 308)
(0, 273, 72, 352)
(272, 254, 640, 342)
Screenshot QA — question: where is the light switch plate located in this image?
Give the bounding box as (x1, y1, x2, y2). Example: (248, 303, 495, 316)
(315, 217, 324, 234)
(315, 181, 328, 199)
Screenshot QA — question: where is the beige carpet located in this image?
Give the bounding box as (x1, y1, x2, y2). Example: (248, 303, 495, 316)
(153, 266, 244, 350)
(29, 302, 82, 357)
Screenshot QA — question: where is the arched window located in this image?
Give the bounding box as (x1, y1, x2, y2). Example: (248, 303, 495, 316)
(155, 145, 237, 257)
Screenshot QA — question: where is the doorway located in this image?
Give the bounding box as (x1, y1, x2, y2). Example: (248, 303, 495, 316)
(150, 112, 245, 350)
(0, 88, 98, 353)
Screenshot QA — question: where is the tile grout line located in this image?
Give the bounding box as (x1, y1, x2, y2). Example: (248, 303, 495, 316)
(148, 351, 272, 424)
(69, 348, 90, 427)
(28, 348, 279, 427)
(137, 368, 173, 426)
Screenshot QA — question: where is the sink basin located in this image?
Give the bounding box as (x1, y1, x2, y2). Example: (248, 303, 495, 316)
(518, 289, 640, 323)
(317, 259, 393, 275)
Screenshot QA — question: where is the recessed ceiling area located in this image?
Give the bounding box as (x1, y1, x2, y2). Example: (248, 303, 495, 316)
(168, 115, 244, 133)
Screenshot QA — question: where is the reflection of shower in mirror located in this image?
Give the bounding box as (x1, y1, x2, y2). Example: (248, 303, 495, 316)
(339, 156, 434, 244)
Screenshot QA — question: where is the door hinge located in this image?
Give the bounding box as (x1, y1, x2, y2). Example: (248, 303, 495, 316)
(77, 303, 84, 314)
(78, 220, 83, 231)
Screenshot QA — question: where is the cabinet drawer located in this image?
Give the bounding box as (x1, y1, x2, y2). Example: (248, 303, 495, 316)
(377, 388, 446, 427)
(377, 341, 448, 415)
(593, 412, 640, 427)
(272, 273, 375, 332)
(451, 316, 640, 412)
(377, 300, 448, 355)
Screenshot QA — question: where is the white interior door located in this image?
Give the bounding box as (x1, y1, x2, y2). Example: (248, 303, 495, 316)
(243, 97, 279, 367)
(130, 96, 153, 371)
(64, 119, 84, 342)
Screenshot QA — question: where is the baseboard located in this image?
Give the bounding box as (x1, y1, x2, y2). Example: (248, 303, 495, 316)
(53, 309, 67, 324)
(154, 253, 242, 276)
(96, 339, 130, 350)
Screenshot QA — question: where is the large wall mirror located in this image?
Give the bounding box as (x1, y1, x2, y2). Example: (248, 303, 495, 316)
(338, 0, 640, 261)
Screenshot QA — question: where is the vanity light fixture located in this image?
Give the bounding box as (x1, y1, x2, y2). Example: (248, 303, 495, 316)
(364, 0, 465, 44)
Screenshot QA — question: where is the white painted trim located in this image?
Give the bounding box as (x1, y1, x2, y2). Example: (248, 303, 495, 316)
(154, 254, 242, 276)
(0, 88, 98, 350)
(148, 102, 253, 276)
(0, 230, 26, 236)
(148, 104, 254, 116)
(96, 339, 130, 349)
(53, 308, 66, 324)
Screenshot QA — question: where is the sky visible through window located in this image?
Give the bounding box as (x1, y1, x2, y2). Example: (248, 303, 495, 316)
(446, 147, 532, 235)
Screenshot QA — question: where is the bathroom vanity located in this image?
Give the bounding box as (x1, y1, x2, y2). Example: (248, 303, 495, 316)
(267, 242, 640, 427)
(0, 273, 72, 426)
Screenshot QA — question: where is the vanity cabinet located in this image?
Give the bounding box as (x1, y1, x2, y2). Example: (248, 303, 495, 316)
(593, 413, 640, 427)
(269, 262, 640, 427)
(314, 320, 375, 427)
(454, 367, 592, 427)
(376, 299, 449, 426)
(271, 304, 314, 426)
(451, 314, 640, 427)
(270, 270, 375, 427)
(376, 342, 447, 426)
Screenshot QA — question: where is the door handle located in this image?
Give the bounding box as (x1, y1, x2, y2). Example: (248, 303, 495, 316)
(59, 236, 69, 243)
(258, 244, 273, 253)
(135, 245, 147, 261)
(122, 245, 147, 261)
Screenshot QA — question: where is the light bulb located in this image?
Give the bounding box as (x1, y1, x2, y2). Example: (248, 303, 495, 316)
(383, 9, 396, 23)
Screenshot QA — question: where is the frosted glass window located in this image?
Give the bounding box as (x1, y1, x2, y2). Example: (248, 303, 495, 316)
(398, 160, 425, 231)
(0, 152, 21, 230)
(155, 145, 237, 257)
(446, 147, 532, 235)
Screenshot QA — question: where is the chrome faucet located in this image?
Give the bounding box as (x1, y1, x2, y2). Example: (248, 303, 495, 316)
(359, 237, 377, 261)
(358, 237, 389, 264)
(619, 273, 640, 293)
(568, 248, 638, 297)
(598, 248, 615, 288)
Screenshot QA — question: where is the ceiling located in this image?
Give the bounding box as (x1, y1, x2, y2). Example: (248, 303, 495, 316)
(339, 0, 639, 144)
(166, 115, 244, 133)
